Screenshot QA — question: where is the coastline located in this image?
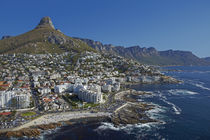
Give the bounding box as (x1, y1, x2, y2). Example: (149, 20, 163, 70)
(0, 111, 111, 138)
(111, 89, 158, 125)
(0, 80, 177, 138)
(6, 111, 110, 131)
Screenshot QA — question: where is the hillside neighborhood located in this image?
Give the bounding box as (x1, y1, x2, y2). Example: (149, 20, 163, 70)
(0, 51, 177, 129)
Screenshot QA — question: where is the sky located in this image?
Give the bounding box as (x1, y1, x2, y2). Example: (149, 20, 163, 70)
(0, 0, 210, 57)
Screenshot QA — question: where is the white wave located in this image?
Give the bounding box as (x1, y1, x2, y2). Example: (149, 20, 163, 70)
(138, 91, 155, 98)
(160, 97, 181, 115)
(137, 99, 143, 102)
(95, 121, 161, 135)
(187, 79, 210, 91)
(155, 92, 182, 115)
(194, 83, 210, 91)
(146, 103, 167, 121)
(97, 122, 121, 131)
(190, 71, 210, 74)
(168, 89, 198, 95)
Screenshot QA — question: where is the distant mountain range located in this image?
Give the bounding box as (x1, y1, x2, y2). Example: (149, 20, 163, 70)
(0, 16, 209, 66)
(202, 57, 210, 62)
(74, 38, 210, 66)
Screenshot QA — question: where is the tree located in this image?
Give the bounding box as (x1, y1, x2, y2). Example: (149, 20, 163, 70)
(10, 98, 17, 108)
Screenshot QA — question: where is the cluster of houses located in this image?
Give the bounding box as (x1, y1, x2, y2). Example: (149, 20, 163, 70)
(0, 54, 33, 110)
(0, 51, 164, 112)
(41, 94, 69, 111)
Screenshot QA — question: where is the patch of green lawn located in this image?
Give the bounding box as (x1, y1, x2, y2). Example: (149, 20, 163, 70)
(21, 111, 36, 117)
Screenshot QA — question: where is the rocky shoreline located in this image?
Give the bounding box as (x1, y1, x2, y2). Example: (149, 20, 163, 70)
(0, 123, 61, 138)
(111, 90, 159, 125)
(111, 103, 157, 125)
(0, 87, 174, 139)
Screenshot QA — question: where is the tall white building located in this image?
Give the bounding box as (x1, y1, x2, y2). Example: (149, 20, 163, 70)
(0, 91, 15, 108)
(78, 89, 102, 103)
(54, 83, 102, 103)
(15, 93, 30, 109)
(54, 83, 73, 93)
(0, 90, 31, 109)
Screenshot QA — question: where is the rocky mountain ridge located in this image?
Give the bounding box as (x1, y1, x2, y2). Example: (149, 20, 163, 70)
(202, 57, 210, 62)
(75, 37, 210, 66)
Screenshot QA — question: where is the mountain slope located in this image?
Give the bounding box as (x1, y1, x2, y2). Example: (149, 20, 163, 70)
(0, 17, 95, 54)
(76, 37, 210, 66)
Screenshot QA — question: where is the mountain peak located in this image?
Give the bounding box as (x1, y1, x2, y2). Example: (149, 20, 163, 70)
(36, 16, 55, 29)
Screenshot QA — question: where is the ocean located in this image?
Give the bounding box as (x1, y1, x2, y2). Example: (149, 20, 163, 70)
(21, 66, 210, 140)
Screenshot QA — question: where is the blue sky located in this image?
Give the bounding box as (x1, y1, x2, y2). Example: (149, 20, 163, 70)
(0, 0, 210, 57)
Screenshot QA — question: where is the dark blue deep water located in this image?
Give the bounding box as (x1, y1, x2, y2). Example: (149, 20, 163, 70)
(45, 66, 210, 140)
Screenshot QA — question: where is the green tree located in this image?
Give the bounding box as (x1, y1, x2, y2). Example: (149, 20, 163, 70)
(10, 98, 17, 108)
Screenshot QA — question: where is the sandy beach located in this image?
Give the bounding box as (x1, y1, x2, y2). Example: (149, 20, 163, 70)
(11, 111, 111, 131)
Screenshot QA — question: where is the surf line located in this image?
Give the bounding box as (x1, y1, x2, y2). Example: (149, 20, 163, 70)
(158, 92, 182, 115)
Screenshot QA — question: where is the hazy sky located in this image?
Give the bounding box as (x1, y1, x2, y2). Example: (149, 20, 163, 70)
(0, 0, 210, 57)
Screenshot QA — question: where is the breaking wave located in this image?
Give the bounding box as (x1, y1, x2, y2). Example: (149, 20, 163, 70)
(95, 121, 162, 136)
(168, 89, 198, 95)
(157, 92, 182, 115)
(161, 98, 181, 115)
(185, 79, 210, 91)
(146, 103, 167, 121)
(194, 83, 210, 91)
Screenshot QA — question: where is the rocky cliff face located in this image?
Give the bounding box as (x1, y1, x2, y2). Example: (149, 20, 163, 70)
(74, 38, 159, 57)
(75, 37, 210, 66)
(1, 35, 12, 40)
(36, 16, 55, 29)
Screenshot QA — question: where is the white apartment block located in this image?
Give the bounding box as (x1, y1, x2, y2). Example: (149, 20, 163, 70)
(0, 90, 31, 109)
(38, 88, 51, 95)
(78, 89, 102, 103)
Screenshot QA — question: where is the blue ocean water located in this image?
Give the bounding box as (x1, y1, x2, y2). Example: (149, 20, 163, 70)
(45, 66, 210, 140)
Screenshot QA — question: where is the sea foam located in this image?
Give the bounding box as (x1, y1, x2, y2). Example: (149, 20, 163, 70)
(95, 121, 162, 135)
(194, 83, 210, 91)
(158, 92, 182, 115)
(168, 89, 198, 95)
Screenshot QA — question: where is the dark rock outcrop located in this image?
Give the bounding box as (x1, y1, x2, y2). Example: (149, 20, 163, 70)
(111, 103, 156, 125)
(1, 35, 12, 40)
(48, 35, 67, 45)
(34, 123, 62, 130)
(0, 123, 62, 138)
(111, 90, 158, 125)
(0, 129, 41, 138)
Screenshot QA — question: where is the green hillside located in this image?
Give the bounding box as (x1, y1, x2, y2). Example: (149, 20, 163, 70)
(0, 17, 95, 54)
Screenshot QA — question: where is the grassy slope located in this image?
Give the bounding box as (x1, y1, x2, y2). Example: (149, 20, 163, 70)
(0, 27, 95, 54)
